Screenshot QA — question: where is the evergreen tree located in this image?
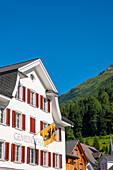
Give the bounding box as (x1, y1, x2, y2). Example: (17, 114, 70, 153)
(93, 135, 100, 150)
(65, 127, 75, 140)
(105, 146, 108, 154)
(85, 138, 89, 145)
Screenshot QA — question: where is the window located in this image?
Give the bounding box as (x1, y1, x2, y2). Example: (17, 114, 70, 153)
(16, 84, 22, 100)
(56, 128, 59, 141)
(30, 90, 35, 106)
(74, 149, 78, 156)
(16, 112, 22, 129)
(30, 117, 36, 133)
(43, 151, 48, 166)
(55, 153, 59, 168)
(30, 148, 35, 164)
(0, 108, 5, 124)
(43, 122, 48, 129)
(80, 164, 83, 170)
(0, 142, 4, 160)
(43, 98, 48, 112)
(15, 145, 21, 162)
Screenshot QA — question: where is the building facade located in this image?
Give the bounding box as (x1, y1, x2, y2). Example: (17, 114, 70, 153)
(0, 58, 72, 170)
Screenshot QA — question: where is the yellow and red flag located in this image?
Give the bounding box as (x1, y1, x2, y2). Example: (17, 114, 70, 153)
(40, 123, 57, 146)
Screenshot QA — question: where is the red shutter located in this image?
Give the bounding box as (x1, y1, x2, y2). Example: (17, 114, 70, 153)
(48, 124, 50, 126)
(53, 153, 55, 168)
(59, 154, 62, 168)
(5, 142, 9, 161)
(6, 108, 10, 126)
(48, 99, 50, 113)
(11, 143, 15, 162)
(22, 86, 26, 102)
(30, 117, 32, 132)
(12, 110, 16, 128)
(36, 93, 39, 108)
(27, 147, 30, 164)
(22, 114, 26, 131)
(33, 118, 35, 133)
(27, 89, 30, 104)
(40, 150, 43, 166)
(36, 149, 39, 165)
(48, 152, 51, 167)
(59, 128, 62, 142)
(40, 95, 43, 110)
(21, 146, 25, 163)
(40, 121, 43, 131)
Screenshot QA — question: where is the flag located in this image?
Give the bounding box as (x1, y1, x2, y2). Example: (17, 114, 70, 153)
(40, 123, 57, 146)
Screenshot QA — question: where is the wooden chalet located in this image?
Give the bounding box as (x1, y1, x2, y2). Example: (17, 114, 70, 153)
(66, 140, 89, 170)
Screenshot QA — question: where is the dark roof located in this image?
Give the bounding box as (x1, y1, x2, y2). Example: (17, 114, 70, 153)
(0, 58, 39, 98)
(66, 140, 79, 154)
(103, 155, 113, 161)
(62, 116, 74, 126)
(0, 69, 18, 98)
(0, 58, 38, 73)
(81, 143, 98, 167)
(66, 154, 79, 159)
(92, 152, 102, 159)
(109, 166, 113, 170)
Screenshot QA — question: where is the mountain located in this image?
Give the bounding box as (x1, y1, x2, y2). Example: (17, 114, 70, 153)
(59, 64, 113, 104)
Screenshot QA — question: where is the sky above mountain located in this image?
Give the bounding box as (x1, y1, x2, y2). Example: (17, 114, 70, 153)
(0, 0, 113, 95)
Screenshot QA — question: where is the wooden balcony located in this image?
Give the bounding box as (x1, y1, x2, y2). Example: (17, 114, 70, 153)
(66, 163, 74, 170)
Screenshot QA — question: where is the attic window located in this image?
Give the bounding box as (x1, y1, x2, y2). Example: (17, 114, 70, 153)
(30, 74, 35, 81)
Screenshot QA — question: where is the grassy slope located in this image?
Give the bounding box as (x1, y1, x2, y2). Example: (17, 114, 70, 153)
(59, 66, 113, 104)
(82, 135, 112, 154)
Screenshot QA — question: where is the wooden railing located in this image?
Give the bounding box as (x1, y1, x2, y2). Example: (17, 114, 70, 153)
(66, 163, 74, 170)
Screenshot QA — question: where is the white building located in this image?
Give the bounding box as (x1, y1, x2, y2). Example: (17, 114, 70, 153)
(100, 155, 113, 170)
(0, 58, 73, 170)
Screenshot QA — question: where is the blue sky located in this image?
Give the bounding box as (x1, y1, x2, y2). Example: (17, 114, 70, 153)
(0, 0, 113, 95)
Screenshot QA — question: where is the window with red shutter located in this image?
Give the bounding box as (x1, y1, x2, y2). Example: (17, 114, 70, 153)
(36, 93, 39, 108)
(6, 108, 10, 126)
(36, 149, 39, 165)
(30, 117, 35, 133)
(22, 114, 26, 131)
(12, 110, 16, 128)
(27, 89, 30, 104)
(21, 146, 25, 163)
(59, 154, 62, 168)
(53, 153, 55, 168)
(40, 95, 43, 110)
(40, 150, 43, 166)
(27, 147, 30, 164)
(48, 152, 51, 167)
(11, 143, 15, 162)
(48, 99, 50, 113)
(22, 86, 26, 102)
(40, 121, 43, 131)
(59, 128, 62, 142)
(5, 142, 9, 161)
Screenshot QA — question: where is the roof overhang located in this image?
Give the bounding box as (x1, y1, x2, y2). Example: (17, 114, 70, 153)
(66, 154, 79, 159)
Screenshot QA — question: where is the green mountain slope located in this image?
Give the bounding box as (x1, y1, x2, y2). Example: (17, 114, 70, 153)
(59, 64, 113, 104)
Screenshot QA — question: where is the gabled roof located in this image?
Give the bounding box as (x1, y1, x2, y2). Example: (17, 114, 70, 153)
(109, 165, 113, 170)
(0, 58, 38, 73)
(81, 143, 98, 167)
(66, 140, 79, 154)
(103, 155, 113, 161)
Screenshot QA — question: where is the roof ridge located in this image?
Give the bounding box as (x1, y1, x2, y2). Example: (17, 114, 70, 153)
(0, 58, 39, 69)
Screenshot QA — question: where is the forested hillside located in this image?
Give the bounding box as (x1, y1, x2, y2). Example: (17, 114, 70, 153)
(59, 64, 113, 104)
(59, 64, 113, 140)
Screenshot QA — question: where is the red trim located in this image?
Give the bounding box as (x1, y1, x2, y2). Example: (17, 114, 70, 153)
(21, 146, 25, 163)
(48, 99, 50, 113)
(22, 86, 26, 102)
(59, 128, 62, 142)
(27, 89, 30, 104)
(53, 153, 55, 168)
(22, 114, 26, 131)
(40, 150, 43, 166)
(6, 108, 10, 126)
(11, 143, 15, 162)
(12, 110, 16, 128)
(36, 93, 39, 108)
(5, 142, 9, 161)
(27, 147, 30, 164)
(36, 149, 39, 165)
(59, 154, 62, 168)
(40, 121, 43, 131)
(48, 152, 51, 167)
(40, 95, 43, 110)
